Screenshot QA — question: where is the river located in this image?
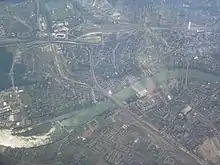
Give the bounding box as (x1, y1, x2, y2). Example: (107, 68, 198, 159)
(60, 68, 220, 127)
(4, 67, 220, 148)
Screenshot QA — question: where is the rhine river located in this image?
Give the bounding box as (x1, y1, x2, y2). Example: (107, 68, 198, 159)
(60, 68, 220, 128)
(2, 67, 220, 148)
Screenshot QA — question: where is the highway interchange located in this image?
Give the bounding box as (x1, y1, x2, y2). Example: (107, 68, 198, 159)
(0, 20, 215, 165)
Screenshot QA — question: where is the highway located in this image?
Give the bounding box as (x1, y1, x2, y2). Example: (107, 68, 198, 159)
(8, 67, 220, 154)
(88, 41, 207, 165)
(127, 109, 207, 165)
(0, 23, 214, 163)
(0, 21, 212, 47)
(0, 38, 93, 47)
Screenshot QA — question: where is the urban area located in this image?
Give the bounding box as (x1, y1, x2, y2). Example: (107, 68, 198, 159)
(0, 0, 220, 165)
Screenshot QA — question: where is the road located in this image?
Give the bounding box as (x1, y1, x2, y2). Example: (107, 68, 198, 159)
(0, 38, 92, 47)
(0, 22, 216, 162)
(89, 44, 125, 108)
(0, 20, 212, 47)
(0, 14, 33, 31)
(85, 22, 210, 34)
(7, 67, 220, 151)
(84, 23, 138, 34)
(127, 109, 207, 165)
(88, 42, 208, 165)
(90, 66, 220, 165)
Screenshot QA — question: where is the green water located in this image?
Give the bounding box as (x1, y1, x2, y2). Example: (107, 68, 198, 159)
(60, 68, 220, 127)
(0, 47, 13, 90)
